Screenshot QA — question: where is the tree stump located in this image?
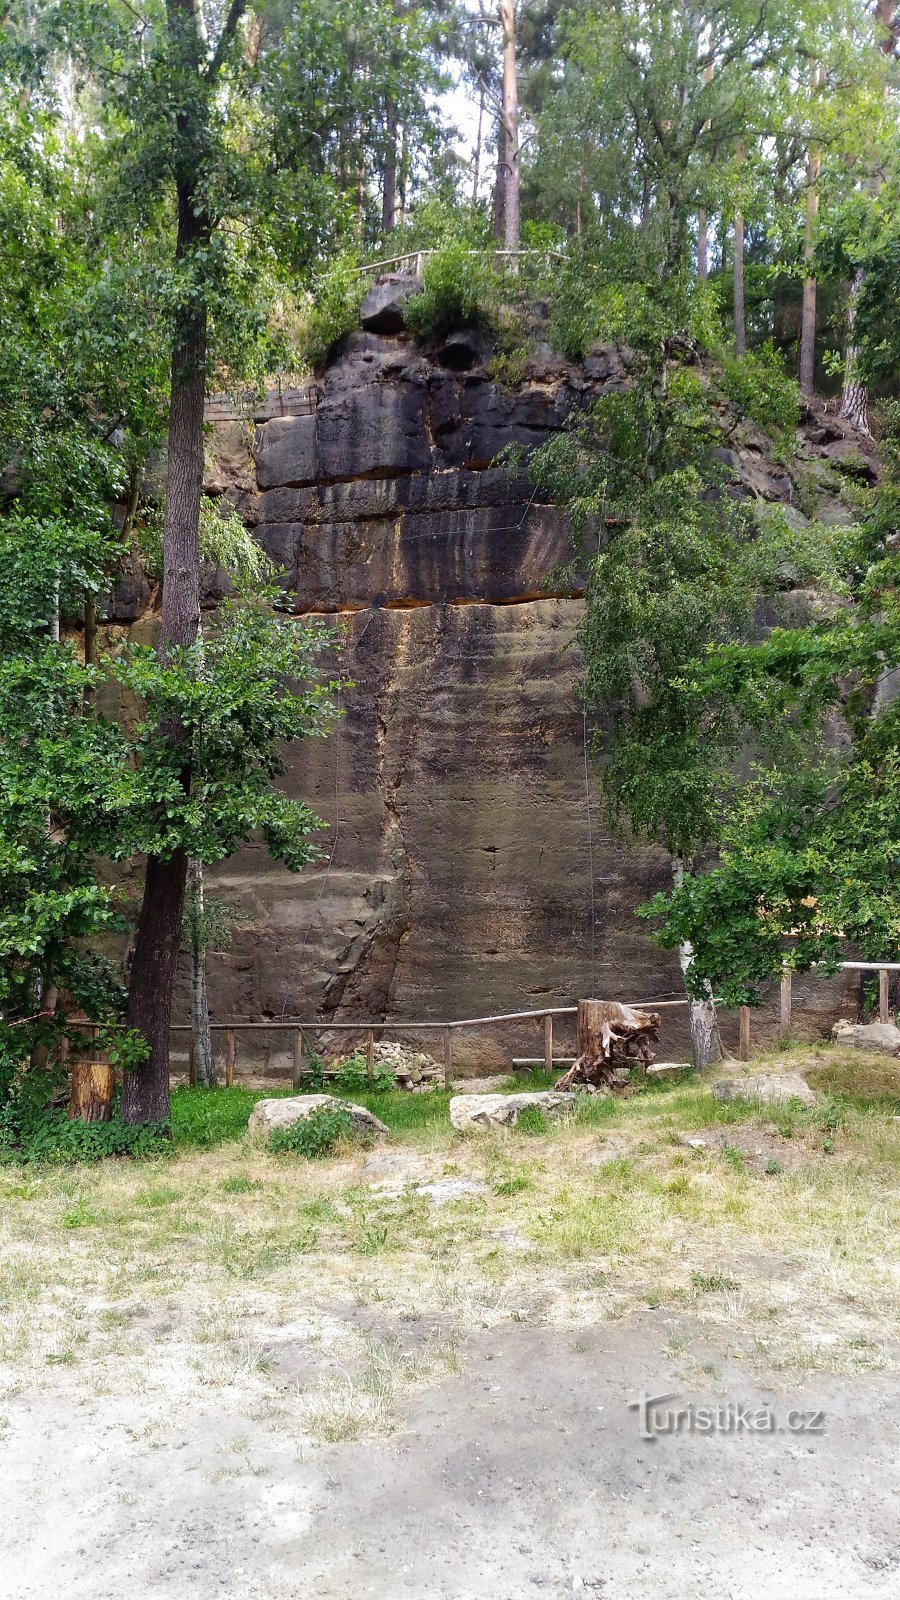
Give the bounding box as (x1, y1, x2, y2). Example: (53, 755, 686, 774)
(68, 1061, 116, 1123)
(555, 1000, 660, 1092)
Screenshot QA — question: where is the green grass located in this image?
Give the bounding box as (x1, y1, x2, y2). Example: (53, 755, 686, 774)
(170, 1084, 291, 1149)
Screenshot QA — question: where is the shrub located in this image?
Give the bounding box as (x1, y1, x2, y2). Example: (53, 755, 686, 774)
(548, 262, 722, 364)
(716, 343, 799, 438)
(299, 252, 365, 370)
(334, 1052, 395, 1095)
(0, 1107, 164, 1165)
(405, 240, 501, 338)
(268, 1104, 356, 1158)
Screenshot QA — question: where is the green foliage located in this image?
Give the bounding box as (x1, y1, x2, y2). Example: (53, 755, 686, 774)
(641, 403, 900, 1001)
(405, 240, 504, 337)
(716, 344, 800, 440)
(268, 1105, 357, 1158)
(333, 1053, 395, 1094)
(298, 253, 366, 371)
(0, 1062, 164, 1165)
(529, 348, 827, 859)
(294, 1053, 328, 1092)
(641, 736, 900, 1006)
(548, 257, 721, 363)
(107, 594, 340, 869)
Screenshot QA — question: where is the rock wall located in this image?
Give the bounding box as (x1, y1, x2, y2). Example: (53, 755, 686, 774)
(157, 307, 875, 1071)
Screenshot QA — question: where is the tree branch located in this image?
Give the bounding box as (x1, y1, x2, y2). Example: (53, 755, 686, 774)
(207, 0, 249, 78)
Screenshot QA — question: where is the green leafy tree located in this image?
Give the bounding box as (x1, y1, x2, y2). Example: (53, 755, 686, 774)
(527, 308, 821, 1065)
(644, 402, 900, 1001)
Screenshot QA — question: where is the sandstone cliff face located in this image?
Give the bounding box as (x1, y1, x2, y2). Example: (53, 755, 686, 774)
(155, 316, 876, 1070)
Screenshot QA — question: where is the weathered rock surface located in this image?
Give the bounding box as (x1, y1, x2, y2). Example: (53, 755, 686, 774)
(449, 1091, 575, 1131)
(247, 1094, 389, 1141)
(124, 318, 872, 1074)
(832, 1019, 900, 1056)
(360, 273, 422, 334)
(711, 1073, 817, 1108)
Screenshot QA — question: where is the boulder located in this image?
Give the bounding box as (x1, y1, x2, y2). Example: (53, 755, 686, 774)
(449, 1091, 575, 1132)
(247, 1094, 389, 1142)
(832, 1019, 900, 1057)
(712, 1073, 817, 1108)
(359, 274, 421, 334)
(254, 413, 317, 489)
(434, 327, 491, 371)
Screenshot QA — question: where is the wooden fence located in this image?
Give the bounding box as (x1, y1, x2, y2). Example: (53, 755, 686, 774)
(64, 961, 898, 1090)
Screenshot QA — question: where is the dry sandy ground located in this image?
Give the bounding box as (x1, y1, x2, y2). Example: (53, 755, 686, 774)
(2, 1309, 898, 1600)
(2, 1054, 899, 1599)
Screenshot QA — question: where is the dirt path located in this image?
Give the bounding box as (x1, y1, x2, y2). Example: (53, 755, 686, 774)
(2, 1313, 897, 1600)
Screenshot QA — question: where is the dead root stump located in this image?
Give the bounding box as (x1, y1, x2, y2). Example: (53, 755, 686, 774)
(555, 999, 661, 1092)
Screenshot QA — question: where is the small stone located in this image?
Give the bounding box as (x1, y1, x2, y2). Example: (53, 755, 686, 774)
(414, 1178, 488, 1205)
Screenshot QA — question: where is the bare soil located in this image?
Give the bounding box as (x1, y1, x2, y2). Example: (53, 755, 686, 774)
(2, 1313, 898, 1599)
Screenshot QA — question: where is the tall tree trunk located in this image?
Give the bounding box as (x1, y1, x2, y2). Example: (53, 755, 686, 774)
(673, 858, 721, 1070)
(471, 84, 484, 209)
(839, 6, 897, 431)
(382, 101, 397, 235)
(188, 857, 216, 1087)
(799, 68, 824, 399)
(396, 121, 408, 228)
(733, 142, 746, 357)
(122, 178, 206, 1124)
(491, 116, 506, 242)
(499, 0, 519, 253)
(840, 269, 873, 436)
(697, 55, 714, 282)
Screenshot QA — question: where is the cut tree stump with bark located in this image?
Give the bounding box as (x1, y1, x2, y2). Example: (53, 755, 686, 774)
(555, 1000, 660, 1091)
(69, 1061, 116, 1123)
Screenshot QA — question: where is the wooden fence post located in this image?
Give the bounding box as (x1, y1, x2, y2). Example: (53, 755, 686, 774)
(878, 967, 890, 1025)
(544, 1013, 553, 1074)
(779, 968, 792, 1039)
(366, 1028, 375, 1081)
(739, 1006, 751, 1062)
(444, 1026, 453, 1090)
(293, 1028, 304, 1091)
(225, 1028, 235, 1088)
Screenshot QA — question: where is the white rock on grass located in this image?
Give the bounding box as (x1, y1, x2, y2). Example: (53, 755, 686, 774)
(711, 1073, 817, 1108)
(832, 1019, 900, 1057)
(414, 1179, 488, 1204)
(247, 1094, 389, 1141)
(449, 1091, 575, 1132)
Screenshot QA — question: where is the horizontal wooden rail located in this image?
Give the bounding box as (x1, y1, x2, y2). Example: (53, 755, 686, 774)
(61, 960, 896, 1080)
(356, 246, 568, 276)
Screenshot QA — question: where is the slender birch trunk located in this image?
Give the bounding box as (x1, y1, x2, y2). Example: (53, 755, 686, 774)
(188, 857, 216, 1087)
(673, 858, 721, 1070)
(840, 268, 873, 436)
